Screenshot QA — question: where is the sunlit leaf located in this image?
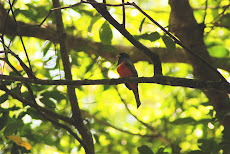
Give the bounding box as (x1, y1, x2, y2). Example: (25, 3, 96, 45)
(8, 135, 31, 150)
(208, 46, 229, 58)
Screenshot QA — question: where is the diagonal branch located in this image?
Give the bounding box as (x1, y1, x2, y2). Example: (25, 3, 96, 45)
(130, 2, 228, 84)
(86, 0, 162, 76)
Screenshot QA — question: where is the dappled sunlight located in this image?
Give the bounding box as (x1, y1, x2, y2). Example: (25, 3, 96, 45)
(1, 0, 230, 153)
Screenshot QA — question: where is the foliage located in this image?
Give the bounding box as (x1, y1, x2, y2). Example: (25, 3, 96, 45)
(0, 0, 230, 153)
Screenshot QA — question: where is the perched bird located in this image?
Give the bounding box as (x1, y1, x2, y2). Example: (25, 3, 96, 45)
(117, 53, 141, 108)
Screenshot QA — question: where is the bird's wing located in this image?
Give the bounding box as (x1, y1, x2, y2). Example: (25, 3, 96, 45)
(124, 60, 138, 77)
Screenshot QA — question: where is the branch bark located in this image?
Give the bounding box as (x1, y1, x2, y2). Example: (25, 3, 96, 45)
(1, 74, 230, 92)
(169, 0, 230, 127)
(86, 0, 162, 75)
(52, 0, 94, 153)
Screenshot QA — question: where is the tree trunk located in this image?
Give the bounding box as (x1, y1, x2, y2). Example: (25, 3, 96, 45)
(168, 0, 230, 127)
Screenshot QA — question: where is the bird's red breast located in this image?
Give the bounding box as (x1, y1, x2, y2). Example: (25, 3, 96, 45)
(117, 61, 137, 91)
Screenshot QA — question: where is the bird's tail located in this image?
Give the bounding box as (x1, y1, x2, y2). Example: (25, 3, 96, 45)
(133, 89, 141, 109)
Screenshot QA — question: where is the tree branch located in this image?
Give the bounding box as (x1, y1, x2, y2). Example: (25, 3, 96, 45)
(169, 0, 230, 127)
(86, 0, 162, 75)
(0, 74, 230, 92)
(52, 0, 94, 153)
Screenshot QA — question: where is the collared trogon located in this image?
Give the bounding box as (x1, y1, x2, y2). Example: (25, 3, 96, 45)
(117, 53, 141, 108)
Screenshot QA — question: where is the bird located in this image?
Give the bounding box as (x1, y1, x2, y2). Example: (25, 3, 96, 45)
(117, 53, 141, 108)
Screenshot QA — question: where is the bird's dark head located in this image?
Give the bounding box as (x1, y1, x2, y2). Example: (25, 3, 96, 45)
(117, 53, 130, 65)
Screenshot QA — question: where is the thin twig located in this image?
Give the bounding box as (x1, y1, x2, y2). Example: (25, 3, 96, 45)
(122, 0, 125, 28)
(82, 110, 159, 138)
(0, 47, 36, 79)
(203, 0, 208, 23)
(115, 86, 156, 131)
(8, 0, 33, 75)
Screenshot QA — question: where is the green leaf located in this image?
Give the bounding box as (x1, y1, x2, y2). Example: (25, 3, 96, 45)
(4, 118, 24, 136)
(0, 110, 9, 131)
(135, 32, 160, 42)
(41, 90, 66, 101)
(26, 108, 43, 120)
(137, 145, 154, 154)
(162, 35, 176, 51)
(99, 22, 113, 45)
(208, 46, 229, 58)
(198, 139, 219, 153)
(103, 85, 110, 91)
(220, 14, 230, 27)
(156, 147, 169, 154)
(171, 117, 196, 125)
(40, 97, 56, 109)
(93, 134, 100, 145)
(14, 9, 37, 22)
(197, 119, 211, 125)
(139, 18, 146, 33)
